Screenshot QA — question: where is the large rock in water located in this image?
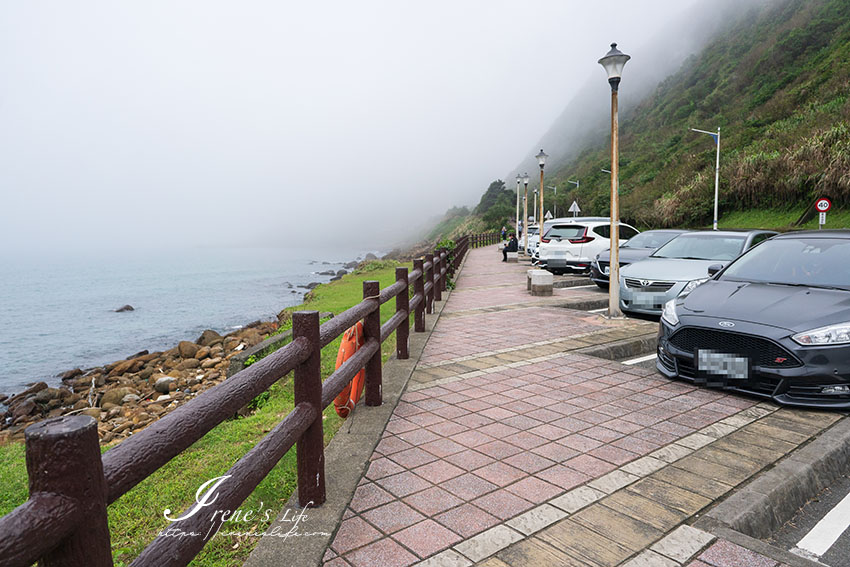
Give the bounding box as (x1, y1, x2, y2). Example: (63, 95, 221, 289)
(178, 341, 199, 359)
(115, 305, 134, 312)
(196, 330, 222, 347)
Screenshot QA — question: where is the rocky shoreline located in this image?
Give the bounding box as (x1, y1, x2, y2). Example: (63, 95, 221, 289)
(0, 320, 281, 445)
(0, 255, 382, 446)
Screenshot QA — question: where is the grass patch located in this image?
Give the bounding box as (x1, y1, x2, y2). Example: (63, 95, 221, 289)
(0, 259, 412, 566)
(717, 208, 850, 231)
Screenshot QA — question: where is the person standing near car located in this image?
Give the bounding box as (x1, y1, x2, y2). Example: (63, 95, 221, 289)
(502, 233, 518, 261)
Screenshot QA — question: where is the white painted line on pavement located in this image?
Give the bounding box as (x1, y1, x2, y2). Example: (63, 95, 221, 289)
(588, 307, 608, 313)
(795, 488, 850, 558)
(622, 353, 657, 365)
(572, 284, 597, 289)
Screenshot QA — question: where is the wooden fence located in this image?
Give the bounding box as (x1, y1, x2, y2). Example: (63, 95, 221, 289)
(0, 233, 499, 566)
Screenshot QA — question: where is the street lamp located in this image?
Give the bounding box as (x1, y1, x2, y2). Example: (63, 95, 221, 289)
(536, 149, 548, 239)
(690, 127, 721, 230)
(515, 174, 522, 239)
(522, 172, 530, 252)
(533, 189, 538, 224)
(599, 42, 630, 319)
(547, 186, 558, 217)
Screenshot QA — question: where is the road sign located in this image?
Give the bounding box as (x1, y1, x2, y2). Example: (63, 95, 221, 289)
(820, 212, 827, 226)
(816, 198, 832, 212)
(568, 201, 581, 215)
(544, 210, 553, 220)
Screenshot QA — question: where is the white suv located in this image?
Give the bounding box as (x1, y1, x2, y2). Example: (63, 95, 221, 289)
(537, 220, 639, 274)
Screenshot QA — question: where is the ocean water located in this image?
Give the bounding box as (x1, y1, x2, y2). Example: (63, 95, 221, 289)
(0, 246, 373, 396)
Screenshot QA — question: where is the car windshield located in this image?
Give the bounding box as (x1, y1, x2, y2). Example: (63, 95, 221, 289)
(721, 238, 850, 290)
(545, 225, 585, 239)
(650, 234, 746, 261)
(622, 231, 681, 249)
(529, 227, 539, 236)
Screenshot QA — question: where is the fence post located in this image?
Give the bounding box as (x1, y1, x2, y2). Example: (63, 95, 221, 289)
(363, 281, 382, 406)
(424, 253, 434, 314)
(440, 250, 448, 292)
(25, 415, 112, 567)
(433, 250, 443, 302)
(293, 311, 325, 508)
(413, 259, 425, 332)
(396, 267, 409, 359)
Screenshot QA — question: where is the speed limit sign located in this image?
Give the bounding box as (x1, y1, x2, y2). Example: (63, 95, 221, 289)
(816, 198, 832, 212)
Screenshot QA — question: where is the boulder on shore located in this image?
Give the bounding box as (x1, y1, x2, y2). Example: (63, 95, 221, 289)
(178, 341, 199, 359)
(196, 329, 223, 347)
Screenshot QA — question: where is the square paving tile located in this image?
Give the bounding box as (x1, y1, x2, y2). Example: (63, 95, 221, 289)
(535, 464, 590, 490)
(442, 472, 499, 500)
(404, 486, 464, 516)
(349, 482, 396, 513)
(377, 471, 434, 498)
(392, 519, 462, 559)
(445, 449, 496, 471)
(505, 476, 562, 504)
(504, 451, 556, 474)
(472, 461, 527, 487)
(413, 459, 466, 484)
(697, 540, 778, 567)
(362, 501, 426, 534)
(366, 458, 406, 481)
(476, 439, 524, 459)
(564, 454, 618, 477)
(435, 503, 501, 538)
(331, 516, 383, 555)
(421, 437, 468, 458)
(344, 537, 418, 567)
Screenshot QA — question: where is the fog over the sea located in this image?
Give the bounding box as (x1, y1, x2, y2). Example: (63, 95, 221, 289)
(1, 1, 705, 255)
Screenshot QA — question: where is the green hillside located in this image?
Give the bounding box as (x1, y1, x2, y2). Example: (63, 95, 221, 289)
(544, 0, 850, 229)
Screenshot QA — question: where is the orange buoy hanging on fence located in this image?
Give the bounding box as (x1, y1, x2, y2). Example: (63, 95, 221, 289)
(333, 322, 365, 418)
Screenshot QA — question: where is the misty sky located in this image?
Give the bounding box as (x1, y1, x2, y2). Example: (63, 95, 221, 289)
(0, 1, 702, 254)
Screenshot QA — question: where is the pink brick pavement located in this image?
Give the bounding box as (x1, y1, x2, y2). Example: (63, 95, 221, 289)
(323, 245, 758, 566)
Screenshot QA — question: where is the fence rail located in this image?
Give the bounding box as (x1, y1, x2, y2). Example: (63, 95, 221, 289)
(0, 233, 490, 567)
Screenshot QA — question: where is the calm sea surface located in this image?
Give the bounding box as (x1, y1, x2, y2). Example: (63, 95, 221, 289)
(0, 246, 374, 396)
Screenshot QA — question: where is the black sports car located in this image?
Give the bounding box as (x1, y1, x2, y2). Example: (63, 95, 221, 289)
(589, 229, 689, 288)
(657, 230, 850, 409)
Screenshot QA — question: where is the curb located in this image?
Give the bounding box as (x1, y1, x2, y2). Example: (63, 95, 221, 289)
(574, 334, 658, 361)
(691, 415, 850, 567)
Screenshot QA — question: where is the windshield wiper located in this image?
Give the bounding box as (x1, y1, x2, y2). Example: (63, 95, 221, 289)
(766, 282, 849, 291)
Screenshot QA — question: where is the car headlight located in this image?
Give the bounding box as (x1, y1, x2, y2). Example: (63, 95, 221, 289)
(661, 299, 679, 326)
(792, 322, 850, 345)
(679, 278, 708, 298)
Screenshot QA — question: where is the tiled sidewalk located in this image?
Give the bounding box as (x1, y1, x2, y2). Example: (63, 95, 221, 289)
(321, 245, 840, 567)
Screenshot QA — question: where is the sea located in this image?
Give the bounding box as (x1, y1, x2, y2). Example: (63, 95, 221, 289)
(0, 246, 378, 397)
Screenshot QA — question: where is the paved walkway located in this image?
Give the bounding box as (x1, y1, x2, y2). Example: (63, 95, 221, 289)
(321, 245, 841, 567)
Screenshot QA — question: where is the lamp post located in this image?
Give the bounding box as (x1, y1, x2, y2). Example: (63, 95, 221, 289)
(536, 149, 548, 239)
(522, 173, 530, 252)
(690, 127, 721, 230)
(599, 42, 630, 319)
(532, 189, 538, 224)
(566, 180, 579, 218)
(547, 186, 558, 217)
(515, 174, 522, 239)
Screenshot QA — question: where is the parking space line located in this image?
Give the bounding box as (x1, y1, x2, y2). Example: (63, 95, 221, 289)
(795, 489, 850, 558)
(622, 353, 657, 365)
(588, 307, 608, 313)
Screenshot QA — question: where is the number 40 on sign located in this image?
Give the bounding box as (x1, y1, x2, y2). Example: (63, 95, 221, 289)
(816, 198, 831, 229)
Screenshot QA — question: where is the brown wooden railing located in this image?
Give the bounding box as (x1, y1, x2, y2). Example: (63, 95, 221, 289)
(470, 232, 500, 248)
(0, 234, 480, 567)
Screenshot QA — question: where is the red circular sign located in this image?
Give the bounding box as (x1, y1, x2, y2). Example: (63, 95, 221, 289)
(816, 198, 832, 212)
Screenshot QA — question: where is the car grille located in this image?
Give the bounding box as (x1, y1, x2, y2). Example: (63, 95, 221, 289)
(669, 328, 801, 368)
(624, 278, 675, 292)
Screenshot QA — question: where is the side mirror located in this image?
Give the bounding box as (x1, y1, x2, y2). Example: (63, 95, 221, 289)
(707, 264, 723, 277)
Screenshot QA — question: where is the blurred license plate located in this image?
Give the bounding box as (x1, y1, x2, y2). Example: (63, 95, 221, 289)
(697, 350, 749, 380)
(603, 266, 610, 275)
(633, 293, 662, 308)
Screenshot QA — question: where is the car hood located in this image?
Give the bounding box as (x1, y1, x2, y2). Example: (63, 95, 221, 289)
(681, 280, 850, 332)
(596, 248, 652, 264)
(620, 258, 722, 282)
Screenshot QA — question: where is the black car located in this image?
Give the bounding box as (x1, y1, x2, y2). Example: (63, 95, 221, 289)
(657, 230, 850, 409)
(589, 229, 689, 288)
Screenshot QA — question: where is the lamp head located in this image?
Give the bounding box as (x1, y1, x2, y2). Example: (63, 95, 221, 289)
(536, 149, 548, 169)
(522, 172, 530, 186)
(598, 43, 630, 91)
